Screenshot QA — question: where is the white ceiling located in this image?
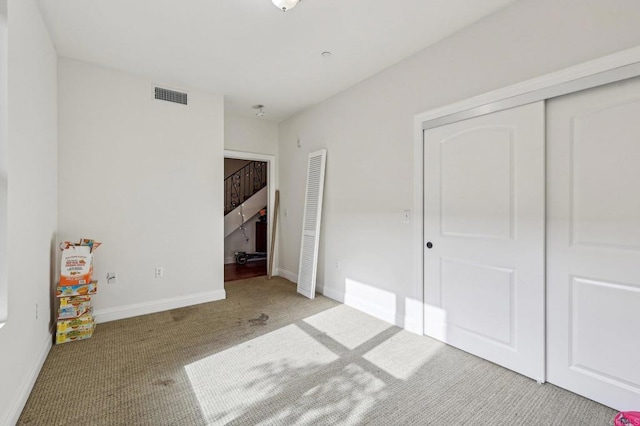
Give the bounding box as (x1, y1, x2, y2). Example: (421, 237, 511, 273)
(36, 0, 516, 121)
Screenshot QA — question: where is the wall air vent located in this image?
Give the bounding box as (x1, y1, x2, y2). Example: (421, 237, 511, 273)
(154, 86, 188, 105)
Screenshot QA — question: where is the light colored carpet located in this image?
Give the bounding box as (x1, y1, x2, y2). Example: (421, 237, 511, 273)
(18, 276, 616, 425)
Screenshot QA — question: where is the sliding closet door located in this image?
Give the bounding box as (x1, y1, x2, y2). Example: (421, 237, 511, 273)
(424, 102, 545, 381)
(547, 77, 640, 410)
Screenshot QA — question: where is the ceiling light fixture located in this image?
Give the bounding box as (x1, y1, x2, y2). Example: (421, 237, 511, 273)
(254, 105, 266, 117)
(272, 0, 300, 12)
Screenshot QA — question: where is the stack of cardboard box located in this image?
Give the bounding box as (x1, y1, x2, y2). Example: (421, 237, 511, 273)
(55, 239, 101, 345)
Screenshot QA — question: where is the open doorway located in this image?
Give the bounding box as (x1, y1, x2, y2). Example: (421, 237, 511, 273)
(223, 150, 276, 283)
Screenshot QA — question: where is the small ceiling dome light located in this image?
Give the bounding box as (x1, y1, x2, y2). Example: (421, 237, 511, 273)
(254, 105, 266, 117)
(272, 0, 300, 12)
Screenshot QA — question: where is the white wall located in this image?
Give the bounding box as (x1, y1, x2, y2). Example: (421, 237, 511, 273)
(277, 0, 640, 331)
(58, 58, 225, 323)
(0, 0, 7, 326)
(224, 113, 278, 156)
(0, 0, 58, 424)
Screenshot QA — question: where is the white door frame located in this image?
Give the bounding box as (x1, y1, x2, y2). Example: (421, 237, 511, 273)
(224, 149, 277, 276)
(411, 45, 640, 336)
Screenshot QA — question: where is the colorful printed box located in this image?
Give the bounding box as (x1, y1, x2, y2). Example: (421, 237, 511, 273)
(58, 295, 93, 319)
(59, 295, 92, 307)
(56, 315, 95, 334)
(56, 281, 98, 298)
(58, 304, 93, 320)
(59, 240, 101, 285)
(56, 325, 95, 345)
(60, 244, 94, 285)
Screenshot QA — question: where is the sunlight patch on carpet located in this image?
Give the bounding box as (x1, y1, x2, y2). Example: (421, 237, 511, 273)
(303, 304, 392, 350)
(255, 363, 387, 425)
(185, 324, 338, 425)
(363, 331, 446, 380)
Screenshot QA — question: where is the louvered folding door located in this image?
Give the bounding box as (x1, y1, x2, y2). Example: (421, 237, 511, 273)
(297, 149, 327, 299)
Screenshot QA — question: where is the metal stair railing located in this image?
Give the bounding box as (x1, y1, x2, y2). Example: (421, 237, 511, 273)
(224, 161, 267, 216)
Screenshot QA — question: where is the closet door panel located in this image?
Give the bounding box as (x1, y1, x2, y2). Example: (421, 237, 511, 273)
(547, 77, 640, 411)
(424, 101, 545, 381)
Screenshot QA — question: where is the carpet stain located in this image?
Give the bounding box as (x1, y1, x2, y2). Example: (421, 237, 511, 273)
(154, 379, 175, 387)
(248, 313, 269, 326)
(170, 310, 187, 322)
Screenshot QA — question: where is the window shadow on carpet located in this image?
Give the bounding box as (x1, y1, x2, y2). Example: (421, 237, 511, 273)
(184, 305, 444, 425)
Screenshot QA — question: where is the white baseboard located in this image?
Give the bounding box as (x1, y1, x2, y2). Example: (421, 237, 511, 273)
(402, 314, 424, 335)
(277, 268, 297, 283)
(4, 332, 52, 426)
(94, 289, 227, 324)
(224, 256, 236, 264)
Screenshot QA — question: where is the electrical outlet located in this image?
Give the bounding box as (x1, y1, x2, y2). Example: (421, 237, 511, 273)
(336, 261, 341, 269)
(155, 267, 164, 278)
(403, 209, 411, 224)
(107, 272, 117, 284)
